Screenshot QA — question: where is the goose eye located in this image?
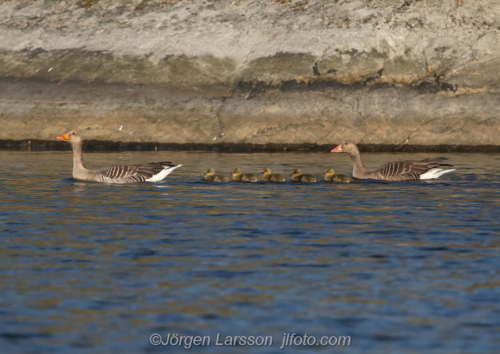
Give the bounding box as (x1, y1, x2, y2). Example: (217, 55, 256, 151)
(72, 132, 75, 135)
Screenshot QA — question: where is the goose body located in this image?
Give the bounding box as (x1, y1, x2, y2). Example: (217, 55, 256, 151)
(291, 169, 318, 182)
(204, 168, 229, 182)
(331, 142, 455, 181)
(262, 168, 287, 182)
(232, 168, 259, 182)
(324, 168, 352, 183)
(57, 131, 181, 183)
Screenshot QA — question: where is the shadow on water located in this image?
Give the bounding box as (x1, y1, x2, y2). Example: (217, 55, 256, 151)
(1, 150, 500, 353)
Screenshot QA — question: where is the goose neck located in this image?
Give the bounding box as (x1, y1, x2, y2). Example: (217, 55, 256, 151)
(349, 150, 367, 173)
(72, 141, 87, 171)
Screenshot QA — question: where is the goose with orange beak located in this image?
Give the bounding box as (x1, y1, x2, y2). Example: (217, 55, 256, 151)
(56, 131, 181, 183)
(331, 142, 455, 181)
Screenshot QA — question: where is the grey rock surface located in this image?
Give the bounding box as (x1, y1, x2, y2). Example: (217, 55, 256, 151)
(0, 0, 499, 146)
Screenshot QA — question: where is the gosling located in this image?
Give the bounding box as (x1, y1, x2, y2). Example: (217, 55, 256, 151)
(232, 168, 259, 182)
(262, 167, 287, 182)
(324, 168, 352, 183)
(204, 168, 229, 182)
(291, 169, 318, 182)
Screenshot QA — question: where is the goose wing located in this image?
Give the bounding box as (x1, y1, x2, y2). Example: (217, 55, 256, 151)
(375, 158, 452, 181)
(98, 161, 175, 182)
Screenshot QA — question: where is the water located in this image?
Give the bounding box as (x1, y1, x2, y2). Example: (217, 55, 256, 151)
(1, 149, 500, 354)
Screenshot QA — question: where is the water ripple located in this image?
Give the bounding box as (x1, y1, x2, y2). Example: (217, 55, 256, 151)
(1, 150, 500, 353)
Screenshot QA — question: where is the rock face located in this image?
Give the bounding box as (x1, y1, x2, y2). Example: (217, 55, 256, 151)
(0, 0, 499, 147)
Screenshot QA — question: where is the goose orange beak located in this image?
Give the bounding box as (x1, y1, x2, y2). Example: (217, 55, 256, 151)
(331, 144, 342, 153)
(57, 133, 70, 141)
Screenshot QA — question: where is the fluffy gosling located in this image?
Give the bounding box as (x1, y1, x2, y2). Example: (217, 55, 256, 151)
(324, 168, 352, 183)
(291, 169, 318, 182)
(204, 168, 229, 182)
(262, 168, 287, 182)
(232, 168, 259, 182)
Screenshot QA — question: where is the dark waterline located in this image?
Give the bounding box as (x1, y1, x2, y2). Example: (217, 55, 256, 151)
(1, 150, 500, 354)
(3, 139, 500, 153)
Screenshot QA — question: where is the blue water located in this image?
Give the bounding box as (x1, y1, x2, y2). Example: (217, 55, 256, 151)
(1, 150, 500, 354)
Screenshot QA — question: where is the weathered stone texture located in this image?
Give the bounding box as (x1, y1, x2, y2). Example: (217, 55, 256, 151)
(0, 0, 499, 146)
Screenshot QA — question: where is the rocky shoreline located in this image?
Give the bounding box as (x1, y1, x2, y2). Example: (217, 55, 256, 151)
(0, 0, 499, 149)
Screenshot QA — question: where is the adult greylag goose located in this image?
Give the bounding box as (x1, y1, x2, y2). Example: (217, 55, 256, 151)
(204, 168, 229, 182)
(324, 168, 352, 183)
(291, 169, 318, 182)
(331, 142, 455, 181)
(57, 131, 181, 183)
(262, 168, 287, 182)
(232, 168, 259, 182)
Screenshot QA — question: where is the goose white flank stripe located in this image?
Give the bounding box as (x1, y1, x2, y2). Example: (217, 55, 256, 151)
(146, 165, 182, 182)
(56, 131, 182, 183)
(331, 141, 455, 181)
(419, 168, 456, 180)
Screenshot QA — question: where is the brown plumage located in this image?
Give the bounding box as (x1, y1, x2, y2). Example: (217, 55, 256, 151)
(331, 142, 455, 181)
(232, 168, 259, 182)
(262, 168, 287, 182)
(204, 168, 229, 182)
(324, 168, 352, 183)
(291, 169, 318, 182)
(56, 131, 181, 183)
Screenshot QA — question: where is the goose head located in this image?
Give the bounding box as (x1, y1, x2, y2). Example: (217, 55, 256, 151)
(331, 142, 358, 154)
(57, 131, 82, 145)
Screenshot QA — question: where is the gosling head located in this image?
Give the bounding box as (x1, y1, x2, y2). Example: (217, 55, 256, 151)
(205, 168, 215, 176)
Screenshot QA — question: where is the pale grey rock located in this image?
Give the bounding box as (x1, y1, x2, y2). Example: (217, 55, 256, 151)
(0, 0, 499, 146)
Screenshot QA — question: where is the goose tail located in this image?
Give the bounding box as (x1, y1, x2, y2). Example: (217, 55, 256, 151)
(419, 168, 456, 180)
(146, 164, 182, 182)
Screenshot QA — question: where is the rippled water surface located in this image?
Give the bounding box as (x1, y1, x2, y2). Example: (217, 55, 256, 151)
(1, 150, 500, 354)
